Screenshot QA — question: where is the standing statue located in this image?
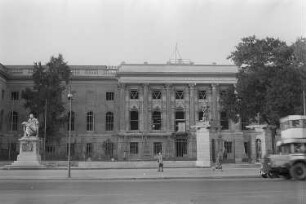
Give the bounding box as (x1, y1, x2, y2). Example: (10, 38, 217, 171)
(22, 113, 39, 137)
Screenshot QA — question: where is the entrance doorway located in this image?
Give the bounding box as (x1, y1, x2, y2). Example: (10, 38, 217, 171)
(176, 138, 187, 157)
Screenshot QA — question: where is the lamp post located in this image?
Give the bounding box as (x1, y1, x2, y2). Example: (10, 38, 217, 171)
(67, 82, 73, 178)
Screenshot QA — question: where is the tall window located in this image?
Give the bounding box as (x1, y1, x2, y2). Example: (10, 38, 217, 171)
(66, 143, 75, 156)
(130, 110, 139, 130)
(130, 142, 138, 154)
(198, 111, 204, 121)
(152, 111, 161, 130)
(175, 90, 184, 99)
(175, 110, 185, 132)
(87, 111, 94, 131)
(130, 89, 139, 99)
(224, 141, 232, 154)
(198, 90, 206, 100)
(86, 143, 93, 156)
(9, 111, 18, 131)
(67, 111, 75, 131)
(220, 111, 229, 130)
(154, 142, 162, 155)
(1, 89, 4, 100)
(0, 109, 3, 131)
(11, 91, 19, 101)
(106, 92, 114, 101)
(152, 90, 161, 100)
(106, 112, 114, 131)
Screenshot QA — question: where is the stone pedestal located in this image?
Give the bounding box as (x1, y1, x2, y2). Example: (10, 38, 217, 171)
(5, 136, 45, 169)
(194, 121, 211, 167)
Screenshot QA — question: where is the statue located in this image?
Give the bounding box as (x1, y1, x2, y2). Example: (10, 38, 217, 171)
(22, 113, 39, 137)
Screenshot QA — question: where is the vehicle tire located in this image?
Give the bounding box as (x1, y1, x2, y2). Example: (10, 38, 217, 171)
(290, 163, 306, 180)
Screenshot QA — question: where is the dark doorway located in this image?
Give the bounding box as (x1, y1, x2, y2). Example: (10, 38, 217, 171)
(211, 139, 215, 162)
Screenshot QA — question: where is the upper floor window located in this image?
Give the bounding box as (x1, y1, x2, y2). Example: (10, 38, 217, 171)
(0, 109, 3, 131)
(130, 110, 139, 130)
(106, 92, 114, 101)
(175, 90, 184, 100)
(220, 111, 229, 130)
(67, 111, 75, 131)
(130, 89, 139, 99)
(86, 111, 94, 131)
(152, 111, 161, 130)
(152, 90, 161, 100)
(198, 90, 206, 100)
(9, 111, 18, 131)
(11, 91, 19, 101)
(175, 110, 185, 132)
(1, 89, 4, 100)
(106, 112, 114, 131)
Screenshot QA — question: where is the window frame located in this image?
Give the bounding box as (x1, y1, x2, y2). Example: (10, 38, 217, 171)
(130, 142, 139, 154)
(106, 92, 114, 101)
(130, 110, 139, 130)
(86, 111, 94, 131)
(106, 112, 114, 131)
(175, 90, 184, 100)
(152, 90, 161, 100)
(130, 89, 139, 100)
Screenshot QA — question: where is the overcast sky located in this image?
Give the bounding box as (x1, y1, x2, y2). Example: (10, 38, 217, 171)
(0, 0, 305, 66)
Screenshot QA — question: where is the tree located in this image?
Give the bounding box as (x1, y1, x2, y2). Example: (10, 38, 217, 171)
(22, 54, 71, 141)
(221, 36, 306, 152)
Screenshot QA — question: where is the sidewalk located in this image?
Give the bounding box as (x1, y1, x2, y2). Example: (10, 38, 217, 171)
(0, 165, 261, 180)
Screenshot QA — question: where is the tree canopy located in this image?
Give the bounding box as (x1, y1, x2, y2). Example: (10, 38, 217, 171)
(222, 36, 306, 128)
(22, 54, 71, 141)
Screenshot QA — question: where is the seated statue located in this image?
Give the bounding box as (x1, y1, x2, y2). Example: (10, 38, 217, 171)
(22, 113, 39, 137)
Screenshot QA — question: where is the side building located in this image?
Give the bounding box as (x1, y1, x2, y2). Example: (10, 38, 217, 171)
(0, 62, 274, 163)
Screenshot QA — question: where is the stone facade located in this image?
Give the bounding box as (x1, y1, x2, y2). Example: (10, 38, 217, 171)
(0, 63, 273, 163)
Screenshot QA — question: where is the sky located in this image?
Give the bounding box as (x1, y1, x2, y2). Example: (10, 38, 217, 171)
(0, 0, 305, 66)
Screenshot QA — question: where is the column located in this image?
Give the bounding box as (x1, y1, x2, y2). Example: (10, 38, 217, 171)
(143, 84, 149, 133)
(166, 84, 172, 132)
(211, 84, 219, 129)
(125, 85, 129, 131)
(119, 83, 126, 132)
(189, 84, 195, 127)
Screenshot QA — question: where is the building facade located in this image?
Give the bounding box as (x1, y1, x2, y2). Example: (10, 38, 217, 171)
(0, 62, 274, 163)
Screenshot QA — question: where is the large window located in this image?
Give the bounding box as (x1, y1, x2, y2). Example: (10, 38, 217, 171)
(106, 92, 114, 101)
(175, 90, 184, 99)
(1, 89, 4, 100)
(152, 111, 161, 130)
(11, 91, 19, 101)
(0, 109, 3, 131)
(224, 141, 232, 154)
(86, 111, 94, 131)
(175, 110, 185, 132)
(106, 112, 114, 131)
(9, 111, 18, 131)
(152, 90, 161, 100)
(66, 143, 75, 156)
(67, 111, 75, 131)
(130, 89, 139, 99)
(86, 143, 93, 156)
(130, 142, 138, 154)
(198, 90, 206, 100)
(220, 111, 229, 130)
(154, 142, 162, 155)
(130, 110, 139, 130)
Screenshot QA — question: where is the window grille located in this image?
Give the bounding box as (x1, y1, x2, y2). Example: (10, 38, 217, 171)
(106, 92, 114, 101)
(198, 90, 206, 100)
(175, 90, 184, 99)
(130, 89, 139, 99)
(130, 142, 138, 154)
(106, 112, 114, 131)
(152, 90, 161, 99)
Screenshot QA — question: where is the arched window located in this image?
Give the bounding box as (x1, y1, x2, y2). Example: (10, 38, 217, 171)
(9, 111, 18, 131)
(152, 111, 161, 130)
(86, 111, 94, 131)
(106, 112, 114, 131)
(130, 110, 139, 130)
(67, 111, 75, 131)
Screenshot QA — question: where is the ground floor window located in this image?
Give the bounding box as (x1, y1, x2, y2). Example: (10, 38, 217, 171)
(224, 141, 232, 154)
(66, 143, 75, 156)
(130, 142, 138, 154)
(86, 143, 93, 156)
(153, 142, 162, 155)
(176, 138, 187, 157)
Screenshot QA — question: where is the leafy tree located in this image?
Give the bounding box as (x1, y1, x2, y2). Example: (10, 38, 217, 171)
(221, 36, 306, 152)
(22, 54, 71, 141)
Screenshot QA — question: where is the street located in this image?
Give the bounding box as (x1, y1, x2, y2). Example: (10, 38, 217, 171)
(0, 178, 305, 204)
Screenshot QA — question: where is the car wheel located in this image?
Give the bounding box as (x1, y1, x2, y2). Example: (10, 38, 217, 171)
(290, 163, 306, 180)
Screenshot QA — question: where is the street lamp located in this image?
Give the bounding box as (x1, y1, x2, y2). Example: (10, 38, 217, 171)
(67, 82, 73, 178)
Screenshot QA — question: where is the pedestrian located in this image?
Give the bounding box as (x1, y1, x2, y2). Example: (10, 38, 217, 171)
(213, 150, 223, 171)
(157, 152, 163, 172)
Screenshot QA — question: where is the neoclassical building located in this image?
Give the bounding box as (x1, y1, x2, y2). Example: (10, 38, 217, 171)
(0, 62, 273, 163)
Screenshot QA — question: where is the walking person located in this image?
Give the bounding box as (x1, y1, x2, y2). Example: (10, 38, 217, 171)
(213, 150, 223, 171)
(157, 152, 163, 172)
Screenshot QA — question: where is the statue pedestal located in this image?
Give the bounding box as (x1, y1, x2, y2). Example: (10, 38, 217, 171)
(194, 121, 211, 167)
(4, 136, 45, 169)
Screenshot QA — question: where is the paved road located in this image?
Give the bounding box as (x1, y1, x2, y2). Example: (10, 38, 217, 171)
(0, 178, 305, 204)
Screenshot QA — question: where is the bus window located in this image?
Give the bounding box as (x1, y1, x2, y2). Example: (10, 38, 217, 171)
(303, 119, 306, 128)
(281, 121, 290, 130)
(291, 120, 301, 128)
